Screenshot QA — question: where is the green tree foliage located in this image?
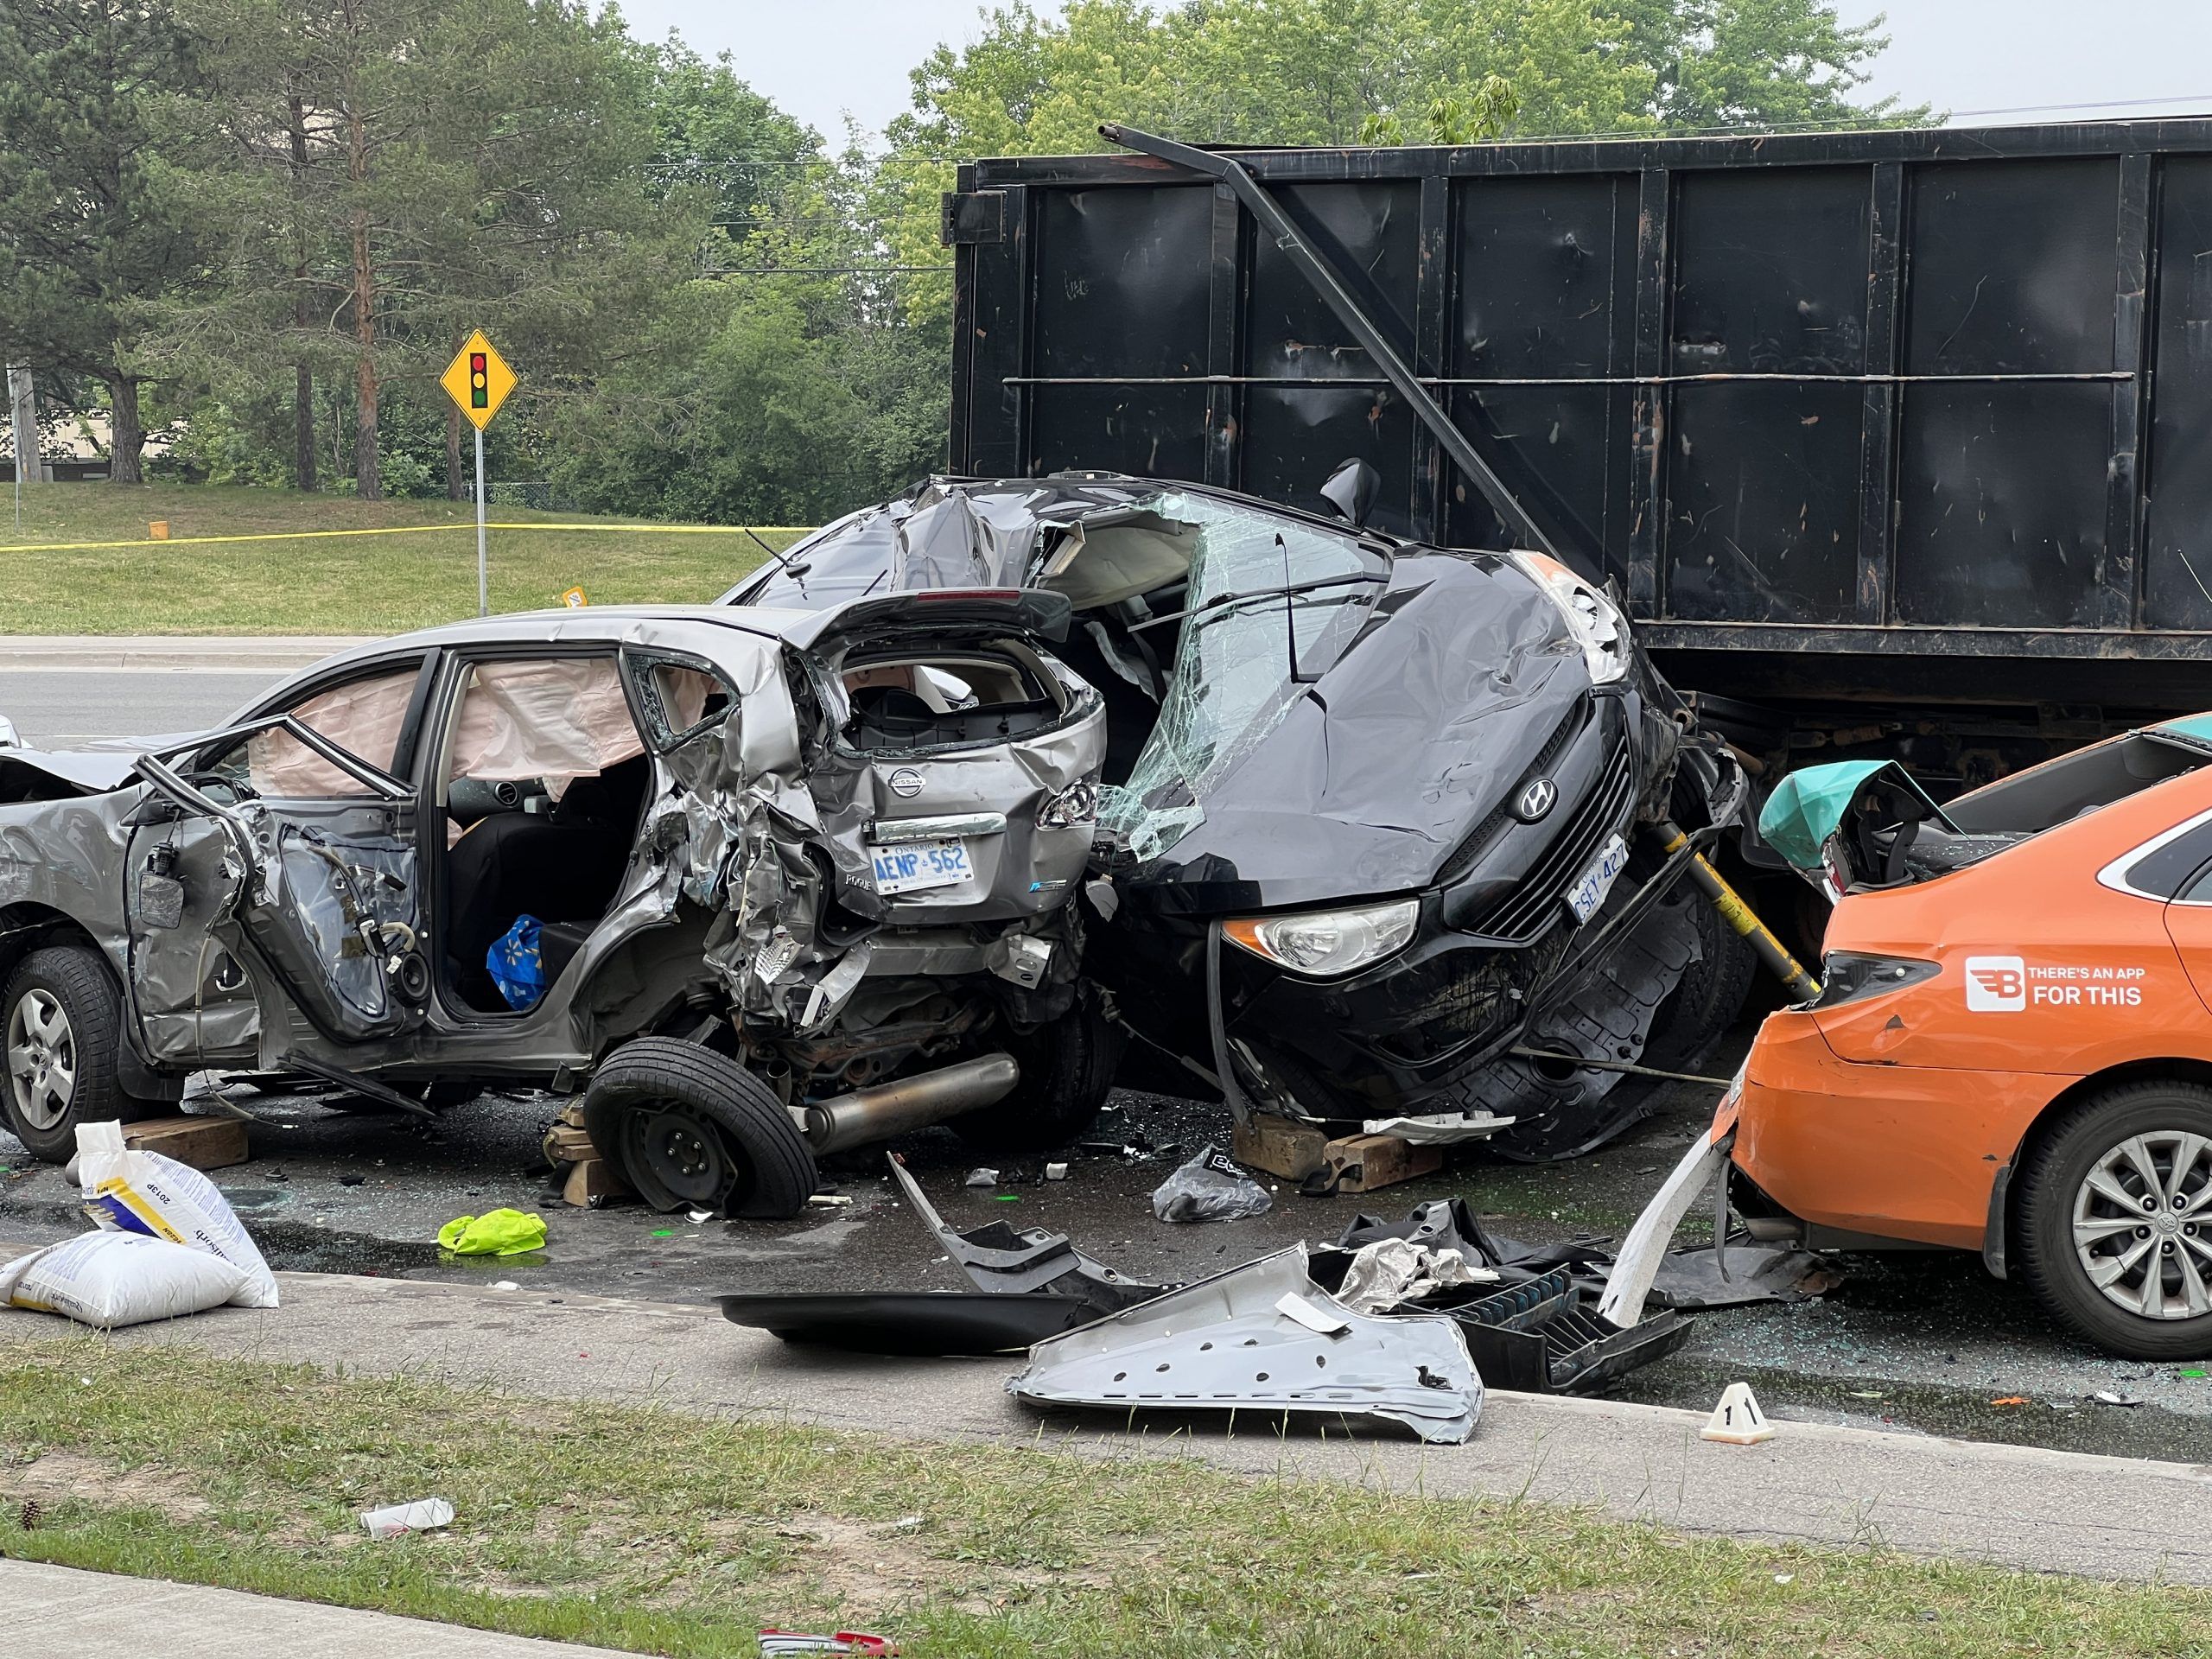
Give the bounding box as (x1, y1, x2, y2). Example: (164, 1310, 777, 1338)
(0, 0, 205, 483)
(881, 0, 1916, 307)
(154, 0, 702, 499)
(3, 0, 1916, 520)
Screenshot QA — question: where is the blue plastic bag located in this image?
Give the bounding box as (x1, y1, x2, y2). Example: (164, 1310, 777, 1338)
(486, 913, 549, 1010)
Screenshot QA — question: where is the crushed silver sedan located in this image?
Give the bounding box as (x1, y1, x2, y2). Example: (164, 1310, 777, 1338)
(0, 595, 1109, 1217)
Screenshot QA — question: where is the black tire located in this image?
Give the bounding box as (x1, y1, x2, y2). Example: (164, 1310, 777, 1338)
(582, 1038, 816, 1219)
(1640, 884, 1758, 1074)
(2014, 1081, 2212, 1360)
(955, 988, 1125, 1154)
(1, 944, 156, 1162)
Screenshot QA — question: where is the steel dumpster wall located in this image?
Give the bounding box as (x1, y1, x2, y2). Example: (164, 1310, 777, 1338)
(948, 120, 2212, 703)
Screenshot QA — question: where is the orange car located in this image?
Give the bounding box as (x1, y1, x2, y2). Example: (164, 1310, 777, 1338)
(1605, 718, 2212, 1358)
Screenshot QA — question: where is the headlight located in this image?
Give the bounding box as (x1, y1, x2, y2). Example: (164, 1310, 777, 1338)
(1810, 950, 1940, 1009)
(1223, 899, 1419, 977)
(1039, 780, 1099, 830)
(1509, 550, 1629, 684)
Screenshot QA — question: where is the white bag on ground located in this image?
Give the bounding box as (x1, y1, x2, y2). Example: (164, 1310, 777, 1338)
(0, 1232, 250, 1330)
(73, 1121, 279, 1307)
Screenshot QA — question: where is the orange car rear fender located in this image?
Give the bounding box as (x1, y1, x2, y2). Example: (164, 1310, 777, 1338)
(1735, 1012, 2061, 1249)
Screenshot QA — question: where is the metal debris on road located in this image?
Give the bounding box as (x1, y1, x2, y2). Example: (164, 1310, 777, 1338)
(1008, 1245, 1481, 1443)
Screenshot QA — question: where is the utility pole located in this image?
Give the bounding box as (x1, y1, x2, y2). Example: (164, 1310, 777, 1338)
(7, 366, 35, 533)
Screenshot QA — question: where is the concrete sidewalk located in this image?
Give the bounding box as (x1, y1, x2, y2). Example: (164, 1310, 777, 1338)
(0, 635, 370, 673)
(0, 1558, 622, 1656)
(3, 1265, 2208, 1586)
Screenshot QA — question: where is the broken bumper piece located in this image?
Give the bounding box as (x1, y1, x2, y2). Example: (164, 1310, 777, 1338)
(717, 1291, 1102, 1357)
(1425, 1268, 1694, 1394)
(1006, 1244, 1481, 1444)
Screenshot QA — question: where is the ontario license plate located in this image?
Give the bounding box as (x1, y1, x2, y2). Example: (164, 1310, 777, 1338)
(1564, 833, 1630, 924)
(869, 837, 973, 895)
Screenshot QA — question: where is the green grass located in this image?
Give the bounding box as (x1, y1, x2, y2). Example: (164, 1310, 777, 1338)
(0, 482, 802, 634)
(0, 1339, 2203, 1656)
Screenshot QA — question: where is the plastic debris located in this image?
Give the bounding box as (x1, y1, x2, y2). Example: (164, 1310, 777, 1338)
(963, 1167, 1000, 1188)
(360, 1497, 454, 1539)
(1149, 1144, 1272, 1223)
(486, 913, 550, 1010)
(688, 1208, 713, 1224)
(436, 1208, 547, 1255)
(1988, 1395, 2030, 1408)
(1045, 1161, 1069, 1181)
(1334, 1236, 1496, 1313)
(760, 1631, 898, 1656)
(1700, 1381, 1777, 1445)
(2093, 1389, 2144, 1407)
(808, 1193, 855, 1207)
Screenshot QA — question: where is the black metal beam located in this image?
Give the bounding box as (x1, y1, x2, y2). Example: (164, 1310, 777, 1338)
(1099, 122, 1576, 570)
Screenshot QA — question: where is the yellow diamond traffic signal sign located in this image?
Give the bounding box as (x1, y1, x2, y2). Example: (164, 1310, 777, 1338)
(441, 330, 516, 430)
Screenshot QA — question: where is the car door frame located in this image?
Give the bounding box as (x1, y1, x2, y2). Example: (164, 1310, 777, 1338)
(128, 710, 425, 1066)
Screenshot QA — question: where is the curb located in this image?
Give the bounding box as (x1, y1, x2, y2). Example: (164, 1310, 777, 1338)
(0, 636, 370, 673)
(8, 1259, 2209, 1583)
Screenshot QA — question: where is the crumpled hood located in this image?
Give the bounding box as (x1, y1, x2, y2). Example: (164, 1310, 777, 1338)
(0, 742, 152, 796)
(1122, 554, 1592, 912)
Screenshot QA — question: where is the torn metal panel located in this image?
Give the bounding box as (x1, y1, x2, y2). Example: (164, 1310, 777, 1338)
(887, 1153, 1160, 1311)
(1007, 1244, 1481, 1443)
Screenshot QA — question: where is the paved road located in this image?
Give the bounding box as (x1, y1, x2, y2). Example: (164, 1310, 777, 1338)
(0, 668, 276, 747)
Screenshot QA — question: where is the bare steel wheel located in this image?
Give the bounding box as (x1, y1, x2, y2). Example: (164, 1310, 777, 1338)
(6, 988, 74, 1133)
(2017, 1080, 2212, 1359)
(582, 1039, 817, 1219)
(2070, 1129, 2212, 1320)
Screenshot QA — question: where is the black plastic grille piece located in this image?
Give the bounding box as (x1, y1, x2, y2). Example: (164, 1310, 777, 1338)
(1435, 696, 1591, 887)
(1459, 733, 1635, 944)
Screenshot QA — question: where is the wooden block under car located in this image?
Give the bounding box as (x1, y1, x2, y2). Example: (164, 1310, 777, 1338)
(1232, 1115, 1332, 1181)
(121, 1115, 249, 1172)
(1321, 1132, 1440, 1193)
(563, 1156, 632, 1207)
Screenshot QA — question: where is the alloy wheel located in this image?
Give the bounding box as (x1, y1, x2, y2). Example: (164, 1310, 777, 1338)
(2071, 1129, 2212, 1319)
(6, 988, 78, 1132)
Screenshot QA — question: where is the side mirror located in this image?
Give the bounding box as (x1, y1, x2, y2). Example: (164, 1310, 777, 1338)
(1319, 457, 1380, 528)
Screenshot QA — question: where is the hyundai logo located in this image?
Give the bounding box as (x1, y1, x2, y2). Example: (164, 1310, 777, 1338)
(887, 767, 925, 798)
(1513, 778, 1559, 823)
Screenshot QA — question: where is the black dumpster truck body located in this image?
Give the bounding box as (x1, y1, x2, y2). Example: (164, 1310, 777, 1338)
(944, 118, 2212, 798)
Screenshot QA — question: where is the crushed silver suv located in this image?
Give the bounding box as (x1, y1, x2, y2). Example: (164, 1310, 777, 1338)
(0, 594, 1109, 1217)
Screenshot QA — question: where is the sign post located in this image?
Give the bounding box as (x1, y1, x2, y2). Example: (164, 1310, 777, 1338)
(439, 330, 516, 617)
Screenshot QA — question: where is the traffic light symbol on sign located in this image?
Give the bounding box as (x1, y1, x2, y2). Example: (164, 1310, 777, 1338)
(442, 331, 512, 429)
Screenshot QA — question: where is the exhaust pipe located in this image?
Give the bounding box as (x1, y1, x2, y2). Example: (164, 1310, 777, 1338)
(804, 1053, 1020, 1154)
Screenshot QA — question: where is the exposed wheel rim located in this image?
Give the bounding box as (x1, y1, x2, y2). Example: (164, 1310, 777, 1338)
(2071, 1128, 2212, 1320)
(631, 1103, 741, 1208)
(6, 988, 77, 1132)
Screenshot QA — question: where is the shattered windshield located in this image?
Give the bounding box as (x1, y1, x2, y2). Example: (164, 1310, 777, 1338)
(1101, 493, 1383, 862)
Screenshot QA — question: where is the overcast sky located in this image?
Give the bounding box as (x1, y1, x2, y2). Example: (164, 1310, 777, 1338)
(607, 1, 2212, 147)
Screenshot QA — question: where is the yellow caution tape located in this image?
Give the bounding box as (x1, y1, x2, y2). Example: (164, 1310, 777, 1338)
(0, 524, 813, 555)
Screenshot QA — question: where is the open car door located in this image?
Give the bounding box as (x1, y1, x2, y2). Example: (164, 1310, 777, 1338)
(128, 716, 422, 1065)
